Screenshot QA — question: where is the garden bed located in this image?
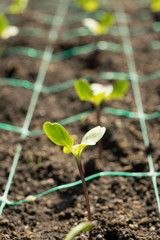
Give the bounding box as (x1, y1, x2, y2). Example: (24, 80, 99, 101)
(0, 0, 160, 239)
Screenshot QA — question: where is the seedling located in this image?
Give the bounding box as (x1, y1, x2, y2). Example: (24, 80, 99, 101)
(64, 221, 92, 240)
(76, 0, 99, 12)
(28, 152, 42, 168)
(75, 78, 129, 160)
(83, 13, 115, 35)
(7, 0, 29, 14)
(0, 14, 19, 39)
(43, 122, 106, 240)
(150, 0, 160, 13)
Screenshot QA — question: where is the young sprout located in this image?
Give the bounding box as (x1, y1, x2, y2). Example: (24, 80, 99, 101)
(150, 0, 160, 13)
(7, 0, 29, 14)
(64, 221, 92, 240)
(0, 14, 19, 39)
(150, 0, 160, 21)
(76, 0, 99, 12)
(75, 78, 129, 160)
(43, 122, 106, 240)
(83, 13, 115, 35)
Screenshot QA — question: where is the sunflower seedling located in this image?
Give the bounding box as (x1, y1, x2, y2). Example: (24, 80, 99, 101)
(0, 14, 19, 39)
(64, 221, 92, 240)
(43, 122, 106, 240)
(150, 0, 160, 21)
(75, 78, 129, 160)
(83, 12, 115, 35)
(76, 0, 99, 12)
(7, 0, 30, 14)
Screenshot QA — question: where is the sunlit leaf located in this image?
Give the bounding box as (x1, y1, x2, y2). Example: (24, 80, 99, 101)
(44, 123, 106, 162)
(151, 0, 160, 12)
(100, 13, 115, 28)
(43, 122, 74, 150)
(83, 0, 99, 12)
(7, 0, 29, 14)
(81, 126, 106, 145)
(74, 144, 88, 160)
(83, 13, 115, 35)
(105, 80, 129, 100)
(1, 26, 19, 39)
(65, 222, 92, 240)
(75, 79, 93, 101)
(92, 92, 105, 106)
(0, 15, 9, 35)
(77, 0, 98, 12)
(63, 146, 72, 154)
(83, 18, 99, 34)
(90, 83, 113, 96)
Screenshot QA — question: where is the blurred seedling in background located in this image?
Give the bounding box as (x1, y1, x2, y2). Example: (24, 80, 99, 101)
(7, 0, 30, 14)
(75, 79, 129, 160)
(0, 14, 19, 39)
(76, 0, 99, 12)
(28, 152, 42, 169)
(0, 0, 29, 39)
(83, 13, 115, 35)
(64, 221, 92, 240)
(150, 0, 160, 21)
(150, 0, 160, 12)
(43, 122, 106, 240)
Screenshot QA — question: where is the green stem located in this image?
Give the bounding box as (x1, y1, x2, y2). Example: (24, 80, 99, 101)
(76, 160, 92, 240)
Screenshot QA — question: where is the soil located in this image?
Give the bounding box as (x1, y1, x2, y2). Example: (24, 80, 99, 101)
(0, 0, 160, 239)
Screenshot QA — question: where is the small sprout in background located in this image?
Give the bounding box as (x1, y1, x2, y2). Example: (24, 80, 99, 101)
(37, 156, 42, 168)
(150, 0, 160, 12)
(76, 0, 99, 12)
(0, 14, 19, 39)
(43, 122, 106, 240)
(75, 78, 129, 125)
(0, 0, 29, 39)
(64, 221, 92, 240)
(75, 79, 129, 160)
(83, 13, 115, 35)
(28, 152, 42, 168)
(150, 0, 160, 21)
(0, 15, 8, 36)
(7, 0, 30, 14)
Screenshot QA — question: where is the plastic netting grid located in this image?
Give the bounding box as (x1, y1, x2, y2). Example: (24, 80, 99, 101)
(0, 0, 160, 217)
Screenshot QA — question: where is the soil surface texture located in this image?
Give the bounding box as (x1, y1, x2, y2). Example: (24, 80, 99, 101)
(0, 0, 160, 239)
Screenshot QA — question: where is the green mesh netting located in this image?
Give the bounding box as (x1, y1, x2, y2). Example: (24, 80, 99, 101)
(0, 0, 160, 217)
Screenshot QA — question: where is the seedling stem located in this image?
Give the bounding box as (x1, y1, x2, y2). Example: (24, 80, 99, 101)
(76, 160, 92, 239)
(43, 123, 106, 240)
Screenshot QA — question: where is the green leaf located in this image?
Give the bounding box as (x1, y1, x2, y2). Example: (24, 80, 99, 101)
(100, 13, 115, 28)
(83, 0, 99, 12)
(74, 144, 88, 160)
(7, 0, 29, 14)
(92, 92, 106, 106)
(43, 122, 74, 150)
(65, 222, 92, 240)
(81, 125, 106, 145)
(63, 146, 72, 154)
(77, 0, 98, 12)
(0, 15, 9, 35)
(151, 0, 160, 12)
(73, 126, 106, 161)
(105, 80, 129, 101)
(91, 83, 112, 106)
(83, 13, 115, 35)
(0, 26, 19, 39)
(75, 79, 94, 101)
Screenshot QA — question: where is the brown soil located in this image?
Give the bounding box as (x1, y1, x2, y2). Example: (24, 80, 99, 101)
(0, 0, 160, 239)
